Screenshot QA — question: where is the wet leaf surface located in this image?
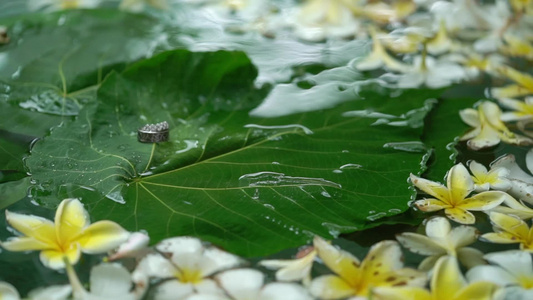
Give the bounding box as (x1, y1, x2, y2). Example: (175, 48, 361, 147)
(27, 49, 440, 256)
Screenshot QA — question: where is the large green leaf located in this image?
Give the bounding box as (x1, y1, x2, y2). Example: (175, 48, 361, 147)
(27, 49, 438, 256)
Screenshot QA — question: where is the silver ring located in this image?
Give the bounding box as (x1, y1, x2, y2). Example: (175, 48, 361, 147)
(138, 121, 169, 143)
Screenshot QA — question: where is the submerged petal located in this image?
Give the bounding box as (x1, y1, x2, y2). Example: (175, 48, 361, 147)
(55, 199, 90, 245)
(76, 220, 130, 254)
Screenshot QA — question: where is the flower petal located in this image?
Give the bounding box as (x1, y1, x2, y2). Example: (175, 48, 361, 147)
(76, 220, 130, 254)
(409, 174, 449, 202)
(457, 191, 506, 211)
(459, 109, 480, 127)
(447, 164, 474, 202)
(90, 263, 133, 297)
(456, 247, 485, 269)
(448, 225, 478, 248)
(260, 250, 316, 282)
(5, 211, 56, 245)
(0, 282, 20, 300)
(467, 125, 501, 150)
(396, 233, 445, 256)
(485, 250, 533, 279)
(492, 84, 531, 99)
(453, 281, 498, 300)
(489, 212, 529, 238)
(153, 280, 193, 300)
(40, 244, 80, 270)
(481, 232, 523, 244)
(414, 199, 450, 212)
(425, 217, 452, 240)
(418, 255, 441, 271)
(201, 247, 242, 277)
(313, 236, 361, 285)
(469, 161, 488, 177)
(309, 275, 354, 299)
(134, 253, 176, 279)
(216, 269, 263, 300)
(444, 208, 475, 224)
(55, 199, 90, 245)
(466, 265, 516, 286)
(431, 256, 466, 298)
(372, 286, 431, 300)
(27, 284, 72, 300)
(260, 283, 313, 300)
(1, 237, 53, 252)
(361, 241, 404, 279)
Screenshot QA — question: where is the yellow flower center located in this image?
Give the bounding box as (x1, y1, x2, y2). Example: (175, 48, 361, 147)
(517, 276, 533, 289)
(176, 268, 204, 284)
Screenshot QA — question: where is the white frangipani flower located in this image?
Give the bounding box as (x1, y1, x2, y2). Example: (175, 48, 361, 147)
(491, 152, 533, 205)
(290, 0, 363, 41)
(394, 55, 469, 89)
(467, 250, 533, 298)
(397, 217, 484, 271)
(133, 237, 242, 300)
(467, 160, 511, 192)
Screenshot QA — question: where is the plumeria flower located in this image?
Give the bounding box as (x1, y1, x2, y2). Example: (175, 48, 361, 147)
(499, 96, 533, 122)
(355, 27, 411, 72)
(259, 246, 316, 284)
(467, 250, 533, 299)
(410, 163, 506, 224)
(290, 0, 363, 41)
(481, 212, 533, 251)
(373, 256, 499, 300)
(132, 237, 242, 300)
(467, 160, 512, 192)
(500, 35, 533, 60)
(459, 101, 532, 150)
(308, 237, 425, 299)
(28, 0, 101, 11)
(362, 0, 416, 24)
(393, 54, 469, 89)
(186, 268, 313, 300)
(396, 217, 484, 271)
(1, 198, 130, 270)
(492, 65, 533, 99)
(491, 152, 533, 205)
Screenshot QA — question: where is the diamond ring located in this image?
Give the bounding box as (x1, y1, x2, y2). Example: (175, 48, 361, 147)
(138, 121, 169, 143)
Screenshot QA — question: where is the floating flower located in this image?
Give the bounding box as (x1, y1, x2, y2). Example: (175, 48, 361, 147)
(188, 268, 313, 300)
(492, 66, 533, 99)
(459, 101, 531, 150)
(491, 153, 533, 205)
(373, 256, 499, 300)
(1, 198, 130, 270)
(291, 0, 362, 41)
(308, 237, 425, 299)
(481, 212, 533, 251)
(259, 246, 316, 284)
(394, 55, 469, 89)
(492, 193, 533, 220)
(355, 27, 411, 72)
(467, 160, 511, 192)
(467, 250, 533, 299)
(132, 237, 242, 300)
(396, 217, 484, 271)
(499, 96, 533, 122)
(410, 163, 506, 224)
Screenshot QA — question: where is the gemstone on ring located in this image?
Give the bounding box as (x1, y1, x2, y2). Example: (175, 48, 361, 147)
(138, 121, 169, 143)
